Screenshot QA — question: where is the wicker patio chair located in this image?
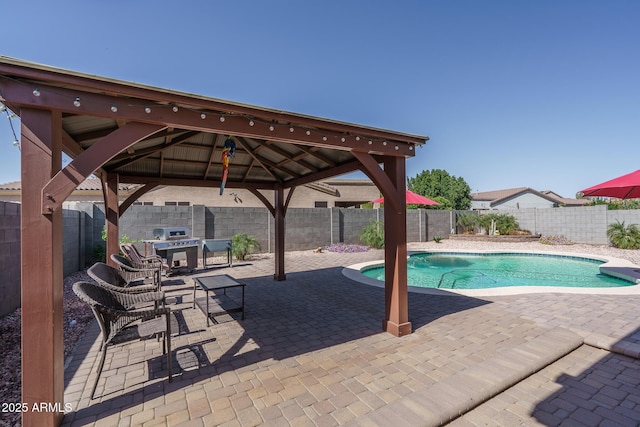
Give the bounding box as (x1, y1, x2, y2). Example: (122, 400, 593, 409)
(110, 254, 160, 290)
(72, 281, 172, 399)
(87, 262, 157, 294)
(120, 243, 169, 283)
(120, 243, 169, 272)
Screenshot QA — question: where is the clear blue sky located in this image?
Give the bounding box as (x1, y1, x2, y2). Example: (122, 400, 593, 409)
(1, 1, 638, 198)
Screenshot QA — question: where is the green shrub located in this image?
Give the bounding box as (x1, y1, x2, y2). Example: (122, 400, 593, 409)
(456, 212, 478, 234)
(606, 220, 640, 249)
(98, 225, 137, 260)
(231, 233, 261, 260)
(478, 213, 520, 235)
(433, 236, 443, 243)
(359, 221, 384, 249)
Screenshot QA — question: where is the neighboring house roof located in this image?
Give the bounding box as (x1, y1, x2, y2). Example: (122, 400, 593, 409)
(471, 187, 587, 207)
(0, 177, 139, 192)
(541, 190, 589, 207)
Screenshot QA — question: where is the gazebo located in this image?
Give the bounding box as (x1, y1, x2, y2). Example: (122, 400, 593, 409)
(0, 56, 428, 426)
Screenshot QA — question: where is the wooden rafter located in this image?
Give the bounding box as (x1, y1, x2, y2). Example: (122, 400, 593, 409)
(109, 131, 200, 170)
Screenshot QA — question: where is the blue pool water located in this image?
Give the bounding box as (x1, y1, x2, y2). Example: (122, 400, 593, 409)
(361, 252, 634, 289)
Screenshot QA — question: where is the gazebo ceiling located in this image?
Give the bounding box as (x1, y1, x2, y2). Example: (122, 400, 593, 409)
(0, 56, 429, 191)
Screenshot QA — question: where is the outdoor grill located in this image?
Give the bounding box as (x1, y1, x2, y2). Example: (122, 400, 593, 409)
(143, 227, 201, 272)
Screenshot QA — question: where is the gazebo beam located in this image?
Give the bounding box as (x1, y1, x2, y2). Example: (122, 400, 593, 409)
(0, 80, 419, 156)
(41, 122, 166, 214)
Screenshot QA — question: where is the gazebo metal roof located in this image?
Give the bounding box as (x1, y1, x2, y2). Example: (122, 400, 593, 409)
(0, 56, 427, 194)
(0, 56, 428, 427)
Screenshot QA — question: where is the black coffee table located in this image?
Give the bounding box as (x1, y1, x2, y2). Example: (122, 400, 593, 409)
(193, 274, 245, 326)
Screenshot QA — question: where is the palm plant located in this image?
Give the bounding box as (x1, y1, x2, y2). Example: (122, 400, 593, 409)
(231, 233, 261, 260)
(606, 220, 640, 249)
(359, 221, 384, 249)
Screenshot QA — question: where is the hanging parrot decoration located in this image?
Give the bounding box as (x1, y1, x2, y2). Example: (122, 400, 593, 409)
(220, 137, 236, 195)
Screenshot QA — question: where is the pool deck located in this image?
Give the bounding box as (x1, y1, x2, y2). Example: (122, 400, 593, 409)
(61, 243, 640, 426)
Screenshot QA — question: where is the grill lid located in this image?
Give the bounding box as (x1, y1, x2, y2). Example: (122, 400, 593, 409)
(153, 227, 191, 240)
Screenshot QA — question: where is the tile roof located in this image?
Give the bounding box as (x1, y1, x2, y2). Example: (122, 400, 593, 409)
(471, 187, 587, 207)
(0, 177, 138, 192)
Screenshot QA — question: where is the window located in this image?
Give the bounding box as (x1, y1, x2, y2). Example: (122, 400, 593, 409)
(165, 201, 190, 206)
(335, 201, 364, 208)
(133, 201, 153, 206)
(314, 201, 328, 208)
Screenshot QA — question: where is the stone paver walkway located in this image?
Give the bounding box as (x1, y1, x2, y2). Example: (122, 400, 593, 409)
(61, 244, 640, 426)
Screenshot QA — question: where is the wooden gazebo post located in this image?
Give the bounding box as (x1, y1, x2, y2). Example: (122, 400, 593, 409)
(103, 172, 120, 266)
(273, 185, 287, 280)
(20, 108, 65, 427)
(382, 156, 411, 336)
(352, 151, 411, 336)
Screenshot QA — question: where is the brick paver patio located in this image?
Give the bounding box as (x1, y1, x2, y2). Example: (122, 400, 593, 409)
(61, 244, 640, 426)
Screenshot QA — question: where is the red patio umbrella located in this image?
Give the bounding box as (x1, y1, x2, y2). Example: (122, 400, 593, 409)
(372, 190, 439, 205)
(580, 169, 640, 199)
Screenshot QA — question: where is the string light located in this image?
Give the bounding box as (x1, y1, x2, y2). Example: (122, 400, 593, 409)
(33, 88, 40, 97)
(1, 102, 20, 150)
(200, 113, 207, 119)
(219, 116, 225, 122)
(73, 97, 81, 107)
(249, 119, 254, 126)
(340, 137, 346, 142)
(289, 126, 294, 132)
(144, 106, 151, 113)
(269, 125, 274, 131)
(110, 105, 118, 112)
(172, 105, 179, 112)
(305, 130, 311, 135)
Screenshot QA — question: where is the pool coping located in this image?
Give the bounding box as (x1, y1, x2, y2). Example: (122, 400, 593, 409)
(342, 249, 640, 297)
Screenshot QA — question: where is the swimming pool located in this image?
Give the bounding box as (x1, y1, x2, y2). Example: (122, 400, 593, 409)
(354, 251, 640, 294)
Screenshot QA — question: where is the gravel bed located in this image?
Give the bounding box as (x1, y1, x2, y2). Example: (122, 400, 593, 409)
(0, 270, 94, 427)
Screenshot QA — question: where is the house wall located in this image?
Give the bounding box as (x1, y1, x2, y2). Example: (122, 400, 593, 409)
(136, 182, 380, 208)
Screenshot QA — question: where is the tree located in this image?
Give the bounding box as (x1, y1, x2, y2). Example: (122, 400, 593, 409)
(408, 169, 472, 210)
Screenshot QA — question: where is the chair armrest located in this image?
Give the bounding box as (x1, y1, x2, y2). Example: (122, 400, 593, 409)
(111, 290, 166, 308)
(117, 262, 157, 275)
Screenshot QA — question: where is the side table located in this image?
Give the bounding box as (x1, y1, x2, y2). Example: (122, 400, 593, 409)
(193, 274, 245, 326)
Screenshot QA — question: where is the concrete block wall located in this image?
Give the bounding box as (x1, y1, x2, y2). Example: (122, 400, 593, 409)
(0, 202, 21, 316)
(7, 202, 640, 316)
(337, 208, 380, 245)
(481, 205, 640, 244)
(427, 210, 455, 241)
(207, 207, 270, 251)
(62, 209, 83, 276)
